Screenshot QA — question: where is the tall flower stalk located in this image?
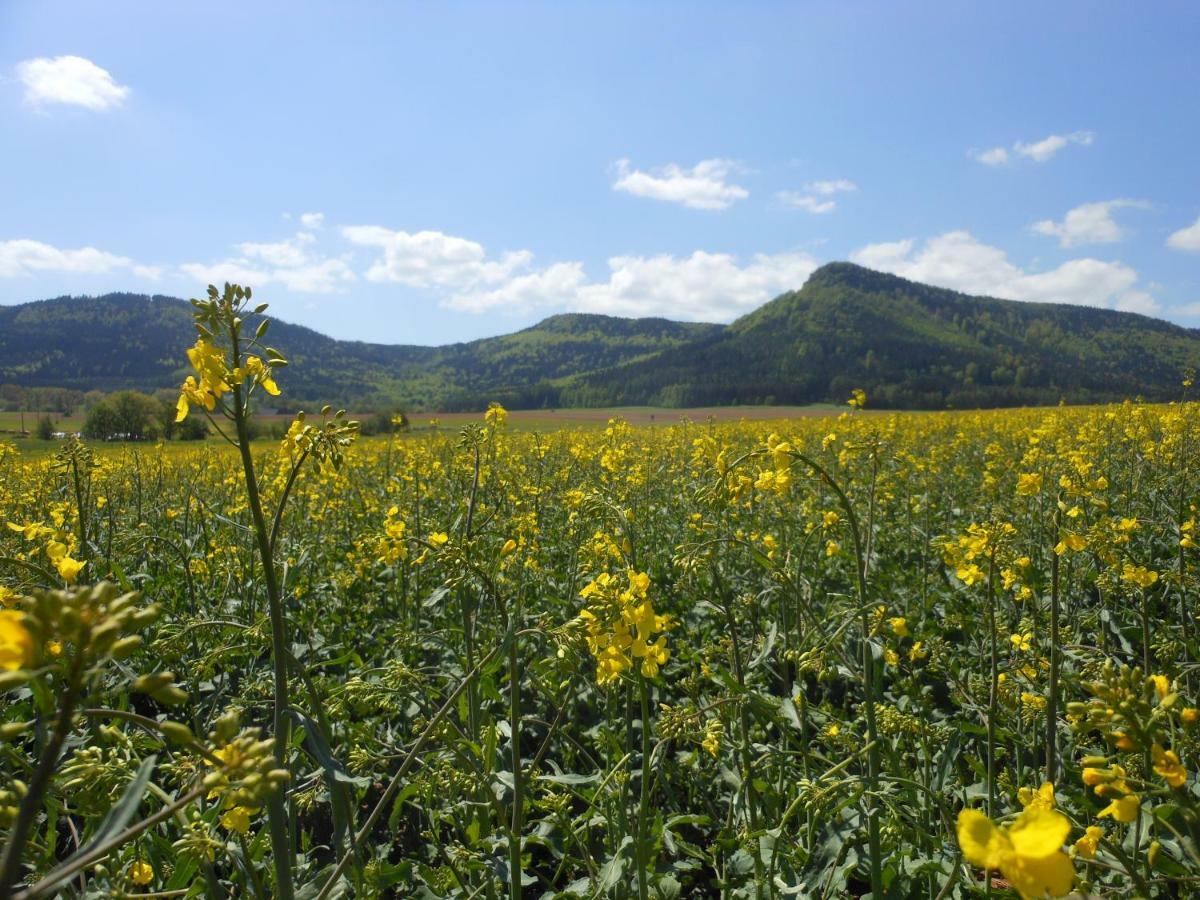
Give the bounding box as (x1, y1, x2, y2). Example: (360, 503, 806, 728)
(175, 283, 358, 897)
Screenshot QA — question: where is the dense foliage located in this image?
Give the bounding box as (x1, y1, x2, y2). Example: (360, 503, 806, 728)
(5, 375, 1200, 895)
(0, 294, 717, 411)
(563, 264, 1200, 409)
(5, 265, 1200, 411)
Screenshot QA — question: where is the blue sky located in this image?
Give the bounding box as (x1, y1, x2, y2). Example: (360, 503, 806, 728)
(2, 1, 1198, 345)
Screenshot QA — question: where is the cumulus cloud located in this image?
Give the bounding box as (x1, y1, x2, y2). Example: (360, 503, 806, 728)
(777, 193, 835, 214)
(778, 179, 855, 214)
(181, 229, 354, 293)
(393, 212, 818, 321)
(971, 131, 1094, 165)
(1015, 131, 1094, 162)
(1031, 199, 1149, 247)
(611, 158, 748, 210)
(575, 250, 818, 319)
(238, 232, 317, 268)
(851, 230, 1153, 312)
(449, 249, 816, 320)
(1167, 215, 1200, 252)
(971, 147, 1010, 166)
(342, 225, 532, 287)
(299, 212, 325, 229)
(16, 56, 130, 110)
(806, 179, 858, 196)
(0, 238, 154, 278)
(447, 262, 587, 313)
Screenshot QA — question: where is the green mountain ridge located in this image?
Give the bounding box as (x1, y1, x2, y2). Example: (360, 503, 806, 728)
(2, 263, 1197, 410)
(0, 292, 720, 410)
(565, 263, 1200, 408)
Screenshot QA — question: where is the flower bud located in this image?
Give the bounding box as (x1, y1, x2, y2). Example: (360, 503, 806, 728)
(0, 670, 32, 691)
(152, 685, 189, 706)
(134, 672, 175, 694)
(109, 635, 143, 659)
(0, 720, 33, 741)
(160, 721, 194, 745)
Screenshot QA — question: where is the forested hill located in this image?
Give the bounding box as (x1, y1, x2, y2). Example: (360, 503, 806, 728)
(2, 263, 1199, 410)
(0, 293, 719, 410)
(560, 263, 1200, 409)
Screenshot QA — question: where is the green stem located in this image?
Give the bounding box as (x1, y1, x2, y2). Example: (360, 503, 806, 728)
(0, 652, 85, 895)
(637, 677, 652, 900)
(1046, 520, 1060, 784)
(986, 552, 998, 820)
(508, 592, 524, 900)
(231, 355, 294, 900)
(14, 784, 207, 900)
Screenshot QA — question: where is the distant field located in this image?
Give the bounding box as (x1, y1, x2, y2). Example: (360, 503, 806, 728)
(1, 404, 858, 442)
(0, 411, 85, 434)
(406, 404, 853, 428)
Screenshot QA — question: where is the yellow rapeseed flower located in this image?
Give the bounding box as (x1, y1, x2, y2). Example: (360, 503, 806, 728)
(1097, 794, 1141, 824)
(1073, 826, 1103, 859)
(0, 610, 35, 671)
(220, 805, 253, 834)
(1016, 473, 1043, 496)
(956, 806, 1074, 899)
(1010, 632, 1032, 652)
(128, 860, 154, 885)
(1152, 745, 1187, 789)
(1017, 782, 1056, 812)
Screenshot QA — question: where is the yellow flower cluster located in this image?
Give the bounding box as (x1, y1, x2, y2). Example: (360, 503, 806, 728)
(176, 339, 233, 420)
(578, 570, 674, 684)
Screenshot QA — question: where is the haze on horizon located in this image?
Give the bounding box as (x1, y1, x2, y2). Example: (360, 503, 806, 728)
(2, 1, 1198, 345)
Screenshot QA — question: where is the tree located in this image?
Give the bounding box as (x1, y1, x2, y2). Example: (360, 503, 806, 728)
(82, 391, 161, 440)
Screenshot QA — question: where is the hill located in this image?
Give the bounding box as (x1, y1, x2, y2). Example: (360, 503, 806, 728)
(559, 263, 1200, 408)
(2, 264, 1199, 410)
(0, 294, 719, 410)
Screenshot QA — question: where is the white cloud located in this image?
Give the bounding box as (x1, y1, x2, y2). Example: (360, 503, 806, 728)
(971, 147, 1010, 166)
(342, 225, 532, 287)
(0, 238, 152, 278)
(777, 178, 857, 215)
(179, 257, 355, 294)
(16, 56, 130, 110)
(806, 179, 857, 196)
(238, 233, 316, 268)
(1167, 215, 1200, 252)
(299, 212, 325, 229)
(447, 262, 587, 313)
(132, 265, 164, 280)
(1114, 291, 1160, 316)
(181, 229, 354, 293)
(1031, 199, 1148, 247)
(441, 242, 818, 321)
(777, 192, 836, 214)
(575, 250, 818, 319)
(851, 230, 1151, 312)
(178, 259, 270, 288)
(612, 158, 748, 210)
(1015, 131, 1094, 162)
(972, 131, 1094, 165)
